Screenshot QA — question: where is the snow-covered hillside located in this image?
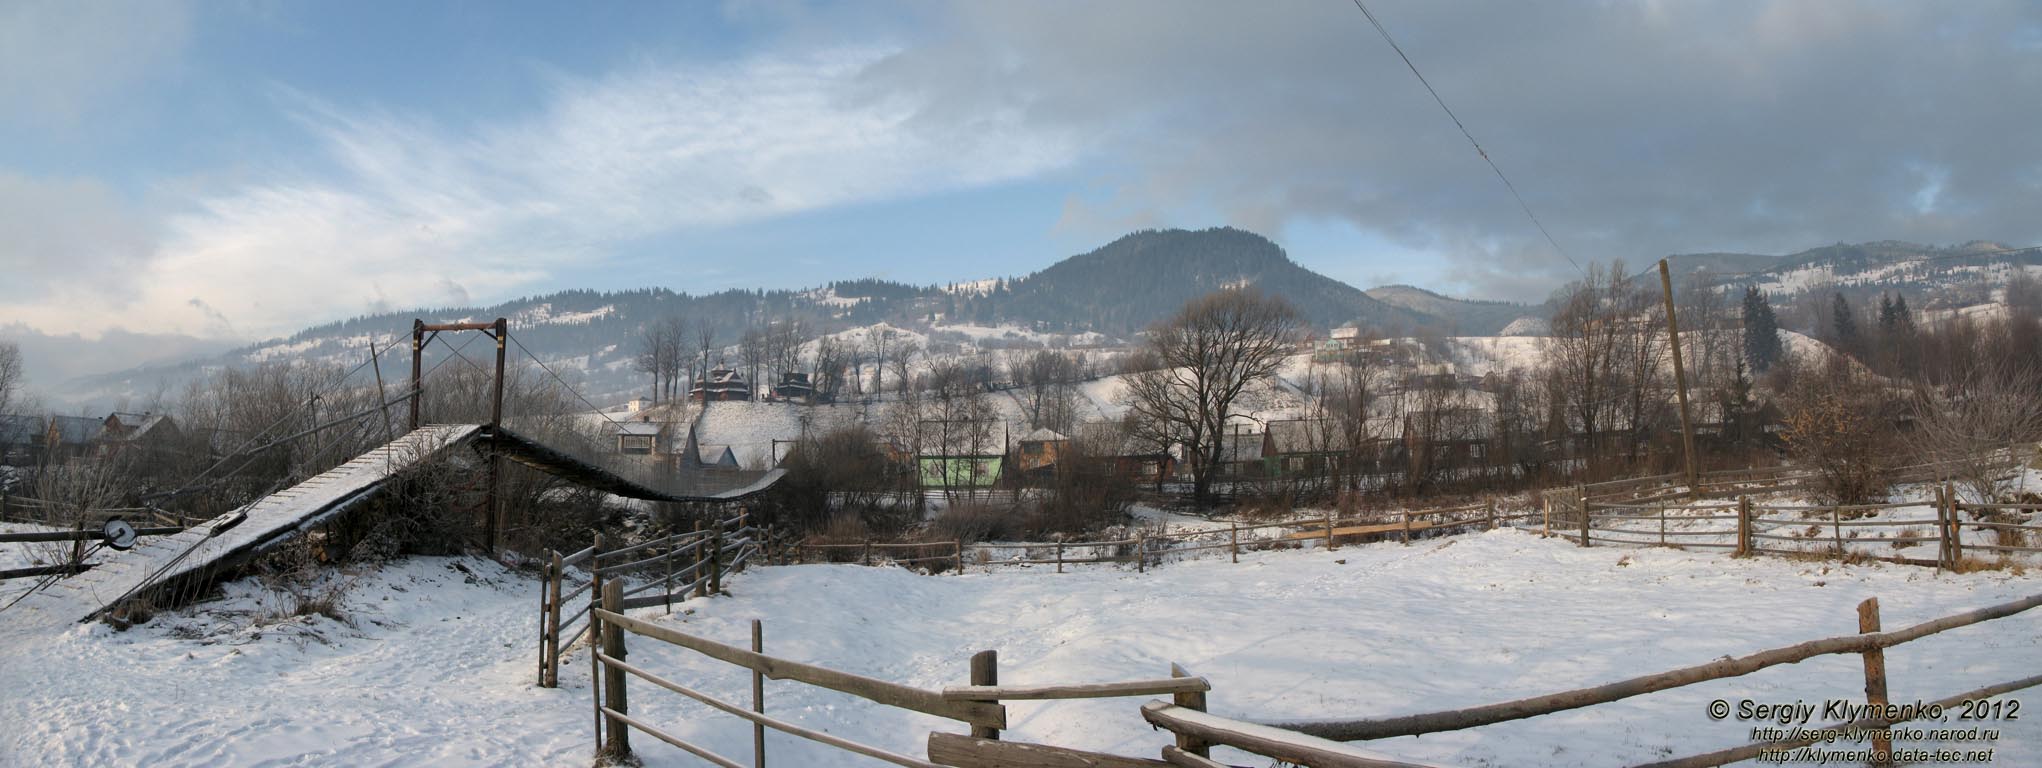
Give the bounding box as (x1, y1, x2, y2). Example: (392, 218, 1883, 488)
(2, 531, 2033, 766)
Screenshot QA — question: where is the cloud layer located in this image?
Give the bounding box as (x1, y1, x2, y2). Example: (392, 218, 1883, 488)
(4, 46, 1077, 339)
(874, 1, 2042, 298)
(6, 0, 2042, 348)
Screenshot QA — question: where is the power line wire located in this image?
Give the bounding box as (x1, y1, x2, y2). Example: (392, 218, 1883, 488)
(1348, 0, 1585, 278)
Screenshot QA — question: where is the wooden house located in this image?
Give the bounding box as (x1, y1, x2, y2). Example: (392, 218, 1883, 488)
(613, 421, 665, 455)
(0, 415, 45, 467)
(43, 416, 102, 462)
(1014, 427, 1069, 474)
(689, 368, 753, 402)
(1262, 419, 1352, 477)
(773, 372, 815, 401)
(917, 455, 1004, 489)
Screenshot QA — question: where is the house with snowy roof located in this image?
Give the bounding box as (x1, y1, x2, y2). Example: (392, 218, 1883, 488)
(1014, 427, 1068, 474)
(689, 368, 753, 402)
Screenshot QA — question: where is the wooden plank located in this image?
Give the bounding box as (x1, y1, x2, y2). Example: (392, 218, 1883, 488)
(601, 707, 746, 768)
(941, 676, 1210, 701)
(600, 652, 943, 768)
(595, 608, 1006, 730)
(1283, 520, 1436, 541)
(926, 732, 1169, 768)
(1139, 702, 1441, 768)
(1159, 746, 1233, 768)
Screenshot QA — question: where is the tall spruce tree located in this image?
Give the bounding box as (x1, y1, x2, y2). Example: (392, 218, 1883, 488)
(1831, 293, 1859, 350)
(1742, 286, 1783, 372)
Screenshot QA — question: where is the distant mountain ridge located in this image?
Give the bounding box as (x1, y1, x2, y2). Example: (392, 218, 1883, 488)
(51, 232, 2038, 409)
(1364, 285, 1533, 336)
(993, 228, 1428, 333)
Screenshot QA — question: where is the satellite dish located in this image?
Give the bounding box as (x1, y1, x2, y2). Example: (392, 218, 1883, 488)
(102, 518, 139, 551)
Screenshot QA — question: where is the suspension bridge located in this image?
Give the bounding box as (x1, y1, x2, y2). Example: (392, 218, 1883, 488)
(3, 319, 781, 629)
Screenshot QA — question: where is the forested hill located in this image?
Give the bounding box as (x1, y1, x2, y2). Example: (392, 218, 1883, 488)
(983, 228, 1428, 334)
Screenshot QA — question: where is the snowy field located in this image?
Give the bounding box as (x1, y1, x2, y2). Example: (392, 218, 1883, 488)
(1, 529, 2037, 767)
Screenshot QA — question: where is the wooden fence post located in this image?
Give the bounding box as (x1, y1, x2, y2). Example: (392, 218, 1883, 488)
(1136, 532, 1147, 573)
(1945, 482, 1964, 565)
(588, 592, 603, 756)
(752, 619, 766, 768)
(1229, 522, 1239, 564)
(545, 552, 564, 688)
(1831, 505, 1844, 556)
(1170, 662, 1210, 758)
(1934, 485, 1950, 568)
(710, 523, 725, 596)
(969, 650, 999, 740)
(1858, 598, 1894, 767)
(1400, 511, 1411, 545)
(1736, 496, 1752, 557)
(1324, 511, 1336, 551)
(1658, 503, 1667, 548)
(537, 553, 554, 687)
(693, 520, 709, 598)
(600, 580, 630, 759)
(1055, 541, 1064, 574)
(1578, 489, 1591, 547)
(1486, 499, 1497, 530)
(664, 536, 676, 615)
(591, 532, 608, 611)
(1542, 497, 1552, 537)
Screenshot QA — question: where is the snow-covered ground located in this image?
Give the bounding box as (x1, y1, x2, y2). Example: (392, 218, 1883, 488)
(3, 528, 2036, 767)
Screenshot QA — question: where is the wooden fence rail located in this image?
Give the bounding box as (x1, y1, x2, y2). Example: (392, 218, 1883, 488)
(1255, 593, 2041, 741)
(585, 592, 1229, 768)
(536, 510, 760, 688)
(1570, 480, 2042, 567)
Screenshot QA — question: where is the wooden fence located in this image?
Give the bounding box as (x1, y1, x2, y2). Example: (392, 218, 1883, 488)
(1205, 592, 2042, 768)
(927, 500, 1542, 575)
(1552, 481, 2042, 568)
(579, 576, 2040, 767)
(0, 517, 189, 580)
(587, 587, 1217, 768)
(1579, 447, 2032, 506)
(536, 511, 779, 688)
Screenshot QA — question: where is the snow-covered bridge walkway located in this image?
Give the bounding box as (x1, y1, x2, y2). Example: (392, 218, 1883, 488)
(9, 424, 782, 629)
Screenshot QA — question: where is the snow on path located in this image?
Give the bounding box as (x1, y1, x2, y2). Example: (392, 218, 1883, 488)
(2, 531, 2036, 767)
(0, 558, 594, 767)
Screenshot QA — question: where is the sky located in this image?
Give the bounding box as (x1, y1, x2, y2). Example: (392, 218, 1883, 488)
(4, 0, 2042, 361)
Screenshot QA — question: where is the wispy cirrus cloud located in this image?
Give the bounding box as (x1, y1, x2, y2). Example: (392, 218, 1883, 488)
(5, 45, 1079, 340)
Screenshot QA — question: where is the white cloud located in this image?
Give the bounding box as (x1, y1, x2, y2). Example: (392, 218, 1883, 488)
(2, 46, 1079, 340)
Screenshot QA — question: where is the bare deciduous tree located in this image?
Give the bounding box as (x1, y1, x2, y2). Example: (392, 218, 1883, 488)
(1779, 353, 1894, 505)
(1122, 288, 1299, 506)
(0, 341, 21, 417)
(1544, 261, 1661, 474)
(1908, 347, 2042, 502)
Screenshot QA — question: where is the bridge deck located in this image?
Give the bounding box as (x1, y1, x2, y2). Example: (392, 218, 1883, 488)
(13, 425, 484, 627)
(9, 422, 787, 628)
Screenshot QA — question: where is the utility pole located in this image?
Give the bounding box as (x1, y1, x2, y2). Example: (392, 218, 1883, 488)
(487, 317, 507, 555)
(409, 319, 425, 431)
(1658, 259, 1700, 498)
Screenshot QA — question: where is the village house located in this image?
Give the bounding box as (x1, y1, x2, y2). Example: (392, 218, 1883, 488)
(772, 372, 815, 402)
(613, 421, 665, 455)
(1013, 427, 1068, 476)
(1073, 421, 1175, 486)
(0, 415, 46, 467)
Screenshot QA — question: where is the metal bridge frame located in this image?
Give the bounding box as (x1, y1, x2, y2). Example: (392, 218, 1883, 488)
(410, 318, 510, 553)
